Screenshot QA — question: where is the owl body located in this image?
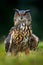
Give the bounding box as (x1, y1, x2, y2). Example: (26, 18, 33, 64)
(5, 9, 39, 55)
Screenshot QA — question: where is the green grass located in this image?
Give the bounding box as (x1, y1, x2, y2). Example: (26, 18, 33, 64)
(0, 41, 43, 65)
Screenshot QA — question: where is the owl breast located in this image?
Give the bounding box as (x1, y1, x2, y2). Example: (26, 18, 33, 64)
(10, 23, 29, 45)
(9, 23, 30, 52)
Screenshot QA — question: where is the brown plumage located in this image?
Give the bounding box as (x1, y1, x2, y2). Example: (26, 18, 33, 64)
(5, 9, 39, 56)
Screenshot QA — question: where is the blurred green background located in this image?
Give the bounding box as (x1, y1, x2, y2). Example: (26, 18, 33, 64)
(0, 0, 43, 40)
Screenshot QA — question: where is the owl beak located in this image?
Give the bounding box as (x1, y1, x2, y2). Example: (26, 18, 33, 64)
(21, 16, 23, 19)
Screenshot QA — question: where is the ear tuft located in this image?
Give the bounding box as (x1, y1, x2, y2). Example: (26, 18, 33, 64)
(13, 8, 19, 13)
(25, 9, 30, 13)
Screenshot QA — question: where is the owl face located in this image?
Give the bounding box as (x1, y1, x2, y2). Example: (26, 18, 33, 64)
(14, 9, 32, 26)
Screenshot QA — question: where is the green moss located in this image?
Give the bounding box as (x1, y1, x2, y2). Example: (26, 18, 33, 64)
(0, 41, 43, 65)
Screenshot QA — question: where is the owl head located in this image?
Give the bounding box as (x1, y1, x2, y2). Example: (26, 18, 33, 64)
(14, 9, 32, 26)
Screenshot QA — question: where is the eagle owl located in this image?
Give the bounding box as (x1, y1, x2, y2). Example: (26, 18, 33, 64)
(5, 9, 39, 56)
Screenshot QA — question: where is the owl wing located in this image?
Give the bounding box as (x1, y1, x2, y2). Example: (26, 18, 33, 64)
(4, 27, 15, 52)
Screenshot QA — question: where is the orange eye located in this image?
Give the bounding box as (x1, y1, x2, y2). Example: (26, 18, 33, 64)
(23, 13, 26, 16)
(17, 13, 20, 16)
